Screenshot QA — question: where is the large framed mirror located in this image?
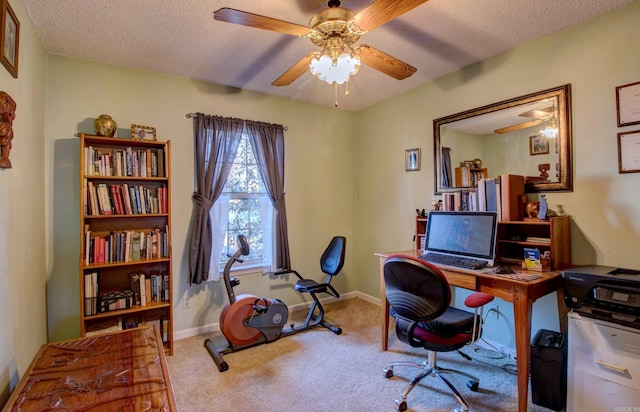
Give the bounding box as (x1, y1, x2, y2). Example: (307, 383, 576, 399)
(433, 84, 572, 194)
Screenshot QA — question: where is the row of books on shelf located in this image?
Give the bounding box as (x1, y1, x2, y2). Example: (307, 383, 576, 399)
(86, 315, 170, 342)
(85, 181, 168, 216)
(441, 174, 526, 221)
(84, 271, 170, 316)
(84, 145, 165, 178)
(84, 227, 169, 265)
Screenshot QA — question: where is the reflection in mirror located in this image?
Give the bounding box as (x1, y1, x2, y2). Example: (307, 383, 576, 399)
(433, 84, 572, 194)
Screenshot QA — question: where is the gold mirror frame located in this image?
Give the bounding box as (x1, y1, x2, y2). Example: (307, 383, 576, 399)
(433, 84, 572, 194)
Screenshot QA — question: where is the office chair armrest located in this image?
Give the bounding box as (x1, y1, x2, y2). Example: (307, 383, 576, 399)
(464, 292, 493, 344)
(266, 269, 304, 280)
(464, 292, 494, 309)
(394, 315, 423, 348)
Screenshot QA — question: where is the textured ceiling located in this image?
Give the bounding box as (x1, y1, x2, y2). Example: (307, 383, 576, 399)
(23, 0, 634, 111)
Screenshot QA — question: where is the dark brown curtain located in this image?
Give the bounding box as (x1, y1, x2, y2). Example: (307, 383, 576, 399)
(189, 114, 244, 284)
(441, 146, 453, 188)
(245, 121, 291, 270)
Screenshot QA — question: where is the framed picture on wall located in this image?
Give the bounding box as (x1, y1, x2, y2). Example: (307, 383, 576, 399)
(405, 148, 420, 172)
(0, 0, 19, 78)
(616, 81, 640, 127)
(131, 124, 157, 141)
(617, 130, 640, 173)
(529, 135, 549, 155)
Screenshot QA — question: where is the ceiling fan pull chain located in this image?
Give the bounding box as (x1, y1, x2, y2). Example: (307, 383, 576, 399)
(345, 80, 350, 97)
(335, 83, 339, 107)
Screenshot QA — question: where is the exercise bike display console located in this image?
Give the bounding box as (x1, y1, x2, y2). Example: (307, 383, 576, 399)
(205, 234, 346, 372)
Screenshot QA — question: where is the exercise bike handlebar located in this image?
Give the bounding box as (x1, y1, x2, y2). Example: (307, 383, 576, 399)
(223, 234, 251, 305)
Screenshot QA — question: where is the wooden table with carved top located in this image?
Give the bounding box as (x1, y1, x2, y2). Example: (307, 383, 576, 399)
(2, 326, 176, 411)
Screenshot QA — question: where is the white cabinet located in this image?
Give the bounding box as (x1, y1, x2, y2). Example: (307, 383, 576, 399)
(567, 312, 640, 411)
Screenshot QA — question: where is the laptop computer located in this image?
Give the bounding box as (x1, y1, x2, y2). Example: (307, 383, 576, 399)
(420, 211, 499, 269)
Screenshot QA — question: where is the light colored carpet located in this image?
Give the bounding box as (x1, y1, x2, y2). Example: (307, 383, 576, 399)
(166, 298, 550, 411)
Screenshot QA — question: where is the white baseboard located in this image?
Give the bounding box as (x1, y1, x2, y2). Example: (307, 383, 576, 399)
(174, 291, 365, 341)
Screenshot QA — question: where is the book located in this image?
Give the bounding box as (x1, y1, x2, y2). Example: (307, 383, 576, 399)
(132, 232, 142, 260)
(85, 318, 122, 336)
(130, 273, 141, 305)
(139, 274, 147, 306)
(523, 248, 541, 270)
(499, 174, 525, 221)
(484, 178, 498, 212)
(162, 274, 169, 302)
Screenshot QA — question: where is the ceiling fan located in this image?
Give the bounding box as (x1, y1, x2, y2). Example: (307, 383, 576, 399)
(494, 106, 555, 135)
(213, 0, 427, 87)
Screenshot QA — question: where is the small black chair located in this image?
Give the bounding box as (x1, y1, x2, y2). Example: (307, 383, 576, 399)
(382, 254, 494, 412)
(272, 236, 346, 335)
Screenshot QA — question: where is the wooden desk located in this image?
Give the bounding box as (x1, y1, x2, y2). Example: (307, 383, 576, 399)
(376, 250, 568, 412)
(3, 326, 177, 412)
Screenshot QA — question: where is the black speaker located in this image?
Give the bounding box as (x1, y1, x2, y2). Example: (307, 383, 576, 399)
(530, 329, 567, 411)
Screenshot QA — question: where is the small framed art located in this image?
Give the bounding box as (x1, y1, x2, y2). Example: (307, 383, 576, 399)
(405, 148, 420, 172)
(616, 81, 640, 127)
(131, 124, 157, 141)
(0, 0, 19, 78)
(529, 135, 549, 155)
(617, 129, 640, 173)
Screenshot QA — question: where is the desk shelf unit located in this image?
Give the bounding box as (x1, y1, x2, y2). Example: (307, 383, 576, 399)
(415, 216, 428, 252)
(495, 216, 571, 270)
(78, 133, 173, 355)
(414, 213, 571, 270)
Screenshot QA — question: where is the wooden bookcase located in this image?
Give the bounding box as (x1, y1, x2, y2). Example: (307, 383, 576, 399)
(495, 216, 571, 270)
(454, 166, 488, 188)
(78, 133, 173, 355)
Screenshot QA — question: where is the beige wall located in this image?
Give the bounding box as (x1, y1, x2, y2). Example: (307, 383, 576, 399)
(3, 0, 640, 405)
(44, 56, 357, 342)
(355, 1, 640, 347)
(0, 0, 47, 405)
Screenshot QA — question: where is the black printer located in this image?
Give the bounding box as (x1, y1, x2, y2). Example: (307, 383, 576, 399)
(562, 265, 640, 329)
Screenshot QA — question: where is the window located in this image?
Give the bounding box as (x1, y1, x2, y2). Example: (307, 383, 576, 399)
(216, 133, 272, 270)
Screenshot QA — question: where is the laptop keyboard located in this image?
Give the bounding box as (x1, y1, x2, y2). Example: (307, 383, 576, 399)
(420, 253, 488, 270)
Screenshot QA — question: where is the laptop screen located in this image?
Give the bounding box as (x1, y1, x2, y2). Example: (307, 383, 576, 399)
(425, 211, 498, 266)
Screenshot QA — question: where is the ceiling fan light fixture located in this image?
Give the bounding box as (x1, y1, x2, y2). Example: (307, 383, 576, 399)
(539, 125, 558, 139)
(309, 52, 360, 85)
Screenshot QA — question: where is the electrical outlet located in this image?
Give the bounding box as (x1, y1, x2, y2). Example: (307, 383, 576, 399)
(182, 295, 191, 309)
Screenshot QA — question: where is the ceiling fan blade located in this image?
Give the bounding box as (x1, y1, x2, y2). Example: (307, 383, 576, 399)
(494, 119, 543, 135)
(519, 107, 553, 119)
(272, 53, 317, 87)
(214, 8, 310, 37)
(357, 45, 417, 80)
(352, 0, 430, 32)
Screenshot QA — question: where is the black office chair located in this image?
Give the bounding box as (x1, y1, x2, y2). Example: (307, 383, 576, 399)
(382, 255, 494, 412)
(272, 236, 346, 335)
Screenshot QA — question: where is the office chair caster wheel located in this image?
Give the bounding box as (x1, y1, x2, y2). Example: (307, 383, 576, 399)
(383, 367, 394, 378)
(395, 399, 407, 411)
(467, 380, 479, 391)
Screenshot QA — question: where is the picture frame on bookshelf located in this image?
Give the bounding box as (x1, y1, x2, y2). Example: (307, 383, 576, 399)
(405, 148, 420, 172)
(616, 81, 640, 127)
(529, 135, 549, 156)
(131, 124, 157, 141)
(617, 130, 640, 174)
(0, 0, 19, 78)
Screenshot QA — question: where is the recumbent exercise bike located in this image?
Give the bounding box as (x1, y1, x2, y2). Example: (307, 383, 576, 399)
(204, 234, 346, 372)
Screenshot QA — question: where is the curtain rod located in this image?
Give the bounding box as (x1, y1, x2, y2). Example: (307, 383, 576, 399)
(185, 112, 288, 131)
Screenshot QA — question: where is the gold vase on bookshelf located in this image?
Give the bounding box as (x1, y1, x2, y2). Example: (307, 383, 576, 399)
(78, 133, 173, 355)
